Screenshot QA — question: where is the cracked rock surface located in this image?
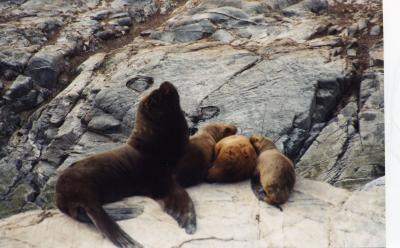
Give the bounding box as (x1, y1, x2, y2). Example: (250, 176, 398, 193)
(0, 0, 384, 245)
(0, 178, 385, 247)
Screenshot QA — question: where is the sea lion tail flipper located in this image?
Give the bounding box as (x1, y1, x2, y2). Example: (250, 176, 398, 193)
(85, 205, 143, 248)
(76, 206, 143, 222)
(104, 206, 144, 221)
(161, 183, 197, 235)
(251, 174, 267, 201)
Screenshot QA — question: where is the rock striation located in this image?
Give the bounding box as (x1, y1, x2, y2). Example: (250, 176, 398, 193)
(0, 0, 384, 245)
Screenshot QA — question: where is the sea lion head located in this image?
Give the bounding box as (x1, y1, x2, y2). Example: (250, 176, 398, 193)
(140, 81, 181, 118)
(201, 122, 237, 141)
(220, 123, 238, 137)
(249, 135, 276, 154)
(264, 183, 291, 205)
(130, 81, 189, 162)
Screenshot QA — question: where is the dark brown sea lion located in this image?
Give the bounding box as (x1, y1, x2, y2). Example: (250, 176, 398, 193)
(249, 135, 295, 211)
(175, 122, 237, 187)
(206, 135, 258, 183)
(55, 82, 195, 248)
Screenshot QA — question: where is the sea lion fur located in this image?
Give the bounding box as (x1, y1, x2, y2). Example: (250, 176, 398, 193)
(249, 135, 295, 210)
(175, 122, 237, 187)
(56, 82, 195, 248)
(206, 135, 258, 182)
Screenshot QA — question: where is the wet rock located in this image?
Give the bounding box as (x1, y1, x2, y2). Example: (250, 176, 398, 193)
(4, 75, 33, 100)
(26, 51, 64, 88)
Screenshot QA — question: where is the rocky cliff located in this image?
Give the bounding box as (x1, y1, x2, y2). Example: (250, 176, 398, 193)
(0, 0, 384, 246)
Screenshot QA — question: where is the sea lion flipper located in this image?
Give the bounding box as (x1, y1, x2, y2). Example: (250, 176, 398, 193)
(251, 174, 267, 202)
(161, 183, 197, 234)
(104, 206, 144, 221)
(274, 204, 283, 212)
(85, 205, 143, 248)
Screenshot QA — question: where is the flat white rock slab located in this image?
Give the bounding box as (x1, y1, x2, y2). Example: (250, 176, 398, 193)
(0, 178, 385, 248)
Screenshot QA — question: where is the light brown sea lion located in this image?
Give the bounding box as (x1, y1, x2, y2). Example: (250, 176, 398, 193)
(206, 135, 258, 182)
(175, 122, 237, 187)
(249, 135, 295, 211)
(55, 82, 195, 248)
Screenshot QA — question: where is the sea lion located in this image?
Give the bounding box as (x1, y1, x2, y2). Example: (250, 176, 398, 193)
(249, 135, 295, 210)
(206, 135, 258, 182)
(55, 82, 195, 248)
(175, 122, 237, 187)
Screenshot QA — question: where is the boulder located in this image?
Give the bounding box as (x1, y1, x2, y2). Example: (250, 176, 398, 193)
(26, 51, 64, 88)
(4, 75, 33, 100)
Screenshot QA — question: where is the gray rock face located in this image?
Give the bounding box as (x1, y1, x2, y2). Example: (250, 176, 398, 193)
(126, 75, 154, 92)
(370, 25, 381, 36)
(358, 18, 368, 31)
(4, 75, 33, 100)
(0, 0, 177, 155)
(212, 29, 234, 43)
(303, 0, 328, 13)
(88, 114, 121, 133)
(150, 19, 217, 42)
(297, 69, 384, 190)
(26, 50, 64, 88)
(0, 1, 384, 245)
(0, 49, 32, 73)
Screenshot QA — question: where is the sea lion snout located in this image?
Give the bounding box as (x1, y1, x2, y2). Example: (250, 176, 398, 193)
(249, 135, 275, 153)
(144, 81, 181, 114)
(223, 124, 238, 137)
(265, 186, 290, 205)
(159, 81, 177, 93)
